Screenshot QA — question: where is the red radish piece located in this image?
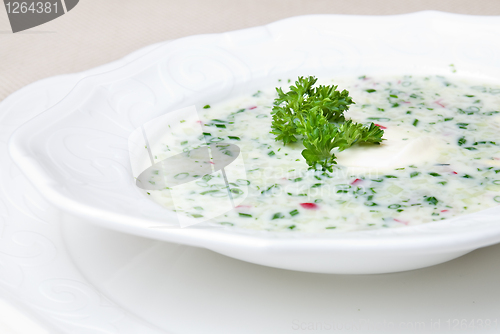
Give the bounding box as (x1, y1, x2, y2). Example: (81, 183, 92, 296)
(248, 106, 257, 110)
(374, 124, 387, 129)
(394, 218, 409, 225)
(434, 99, 446, 108)
(441, 210, 449, 213)
(300, 203, 318, 210)
(451, 171, 458, 174)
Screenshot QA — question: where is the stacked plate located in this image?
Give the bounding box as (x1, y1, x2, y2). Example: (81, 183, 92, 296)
(2, 12, 500, 333)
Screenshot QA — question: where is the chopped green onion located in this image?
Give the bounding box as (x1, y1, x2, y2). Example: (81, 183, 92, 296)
(200, 190, 219, 195)
(272, 212, 285, 220)
(236, 179, 250, 186)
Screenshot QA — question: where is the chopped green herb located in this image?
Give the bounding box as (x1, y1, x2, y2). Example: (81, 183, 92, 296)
(261, 184, 280, 194)
(200, 190, 219, 195)
(426, 197, 439, 206)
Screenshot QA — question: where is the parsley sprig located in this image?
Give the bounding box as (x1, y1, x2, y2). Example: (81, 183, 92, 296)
(271, 76, 385, 171)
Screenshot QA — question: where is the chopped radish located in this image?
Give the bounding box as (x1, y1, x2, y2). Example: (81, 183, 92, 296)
(441, 210, 449, 213)
(394, 218, 409, 225)
(374, 123, 387, 129)
(300, 203, 318, 210)
(351, 178, 363, 185)
(248, 106, 257, 110)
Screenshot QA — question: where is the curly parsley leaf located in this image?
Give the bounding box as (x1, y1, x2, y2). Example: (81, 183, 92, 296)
(271, 76, 385, 171)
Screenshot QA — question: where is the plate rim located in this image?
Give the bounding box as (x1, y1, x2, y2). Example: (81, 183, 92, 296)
(8, 11, 500, 252)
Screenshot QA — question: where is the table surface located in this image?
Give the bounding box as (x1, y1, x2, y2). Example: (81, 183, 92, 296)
(1, 0, 500, 102)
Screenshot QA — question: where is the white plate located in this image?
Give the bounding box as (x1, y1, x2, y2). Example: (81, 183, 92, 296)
(2, 38, 500, 334)
(8, 12, 500, 274)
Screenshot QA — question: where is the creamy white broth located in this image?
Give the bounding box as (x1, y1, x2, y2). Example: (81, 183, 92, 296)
(147, 75, 500, 232)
